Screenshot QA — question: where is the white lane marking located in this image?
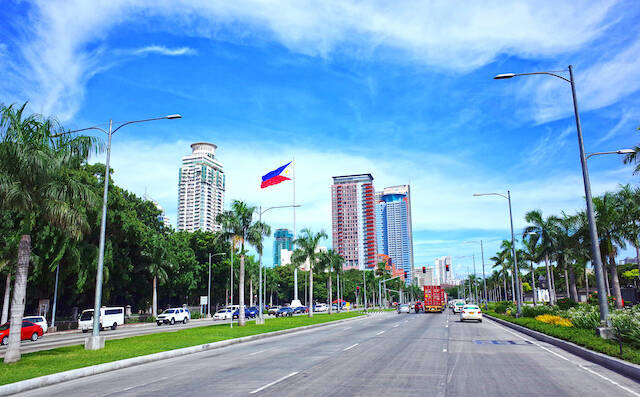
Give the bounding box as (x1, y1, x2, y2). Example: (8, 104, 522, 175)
(118, 377, 168, 393)
(443, 349, 447, 352)
(343, 327, 352, 330)
(404, 320, 408, 323)
(249, 349, 268, 356)
(393, 324, 399, 328)
(376, 331, 385, 335)
(250, 372, 299, 394)
(488, 319, 640, 396)
(343, 343, 359, 351)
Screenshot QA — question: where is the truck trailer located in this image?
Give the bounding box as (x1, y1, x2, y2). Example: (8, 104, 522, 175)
(423, 285, 444, 312)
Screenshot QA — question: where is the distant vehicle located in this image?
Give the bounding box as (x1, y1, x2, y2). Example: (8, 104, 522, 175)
(157, 308, 190, 326)
(232, 308, 252, 319)
(452, 301, 466, 313)
(460, 304, 482, 322)
(23, 316, 48, 334)
(397, 304, 410, 314)
(414, 301, 423, 313)
(247, 306, 260, 317)
(293, 306, 307, 314)
(79, 307, 125, 332)
(423, 286, 444, 312)
(314, 304, 328, 312)
(276, 307, 294, 317)
(0, 320, 44, 345)
(213, 309, 233, 320)
(268, 306, 281, 315)
(226, 305, 240, 311)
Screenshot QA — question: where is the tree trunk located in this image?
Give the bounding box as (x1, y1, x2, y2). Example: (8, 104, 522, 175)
(549, 260, 557, 303)
(4, 235, 30, 364)
(328, 270, 332, 315)
(1, 272, 10, 324)
(543, 254, 554, 304)
(510, 270, 515, 303)
(308, 262, 314, 318)
(152, 276, 157, 317)
(585, 267, 589, 297)
(564, 265, 570, 300)
(503, 275, 508, 301)
(249, 278, 253, 307)
(568, 265, 578, 302)
(604, 262, 611, 296)
(635, 243, 640, 274)
(530, 261, 537, 306)
(238, 255, 246, 326)
(609, 253, 623, 309)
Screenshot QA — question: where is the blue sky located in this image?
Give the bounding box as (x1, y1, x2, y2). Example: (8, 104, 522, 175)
(2, 1, 640, 278)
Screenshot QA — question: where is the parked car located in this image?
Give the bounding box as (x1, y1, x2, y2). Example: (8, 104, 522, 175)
(314, 304, 328, 312)
(0, 320, 44, 345)
(294, 306, 308, 314)
(232, 308, 252, 319)
(23, 316, 48, 333)
(460, 304, 482, 322)
(213, 309, 233, 320)
(397, 304, 410, 314)
(276, 307, 294, 317)
(247, 306, 260, 318)
(414, 301, 423, 313)
(267, 306, 281, 315)
(157, 308, 190, 326)
(79, 307, 125, 332)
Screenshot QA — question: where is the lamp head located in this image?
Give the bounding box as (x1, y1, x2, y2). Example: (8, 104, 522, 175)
(166, 114, 182, 119)
(617, 149, 635, 155)
(494, 73, 516, 80)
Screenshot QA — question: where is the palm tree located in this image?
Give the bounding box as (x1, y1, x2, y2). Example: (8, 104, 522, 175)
(0, 103, 99, 363)
(292, 228, 327, 317)
(524, 210, 559, 304)
(616, 185, 640, 273)
(490, 255, 509, 301)
(593, 193, 625, 309)
(622, 127, 640, 174)
(522, 233, 539, 305)
(216, 200, 270, 326)
(319, 249, 344, 315)
(143, 233, 173, 317)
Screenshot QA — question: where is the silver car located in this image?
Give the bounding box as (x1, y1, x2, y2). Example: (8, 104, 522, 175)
(397, 304, 410, 314)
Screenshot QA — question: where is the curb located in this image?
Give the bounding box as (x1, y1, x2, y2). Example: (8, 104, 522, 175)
(0, 314, 369, 396)
(485, 314, 640, 383)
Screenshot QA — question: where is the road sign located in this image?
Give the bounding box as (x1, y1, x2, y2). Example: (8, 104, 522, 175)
(200, 296, 208, 305)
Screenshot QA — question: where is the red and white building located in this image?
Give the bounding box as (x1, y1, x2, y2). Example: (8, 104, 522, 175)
(331, 174, 377, 270)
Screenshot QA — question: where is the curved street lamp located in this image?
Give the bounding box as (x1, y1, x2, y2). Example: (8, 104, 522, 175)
(464, 240, 488, 310)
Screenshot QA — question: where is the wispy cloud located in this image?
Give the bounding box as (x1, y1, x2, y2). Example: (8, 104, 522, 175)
(526, 125, 573, 166)
(124, 45, 196, 57)
(597, 108, 636, 144)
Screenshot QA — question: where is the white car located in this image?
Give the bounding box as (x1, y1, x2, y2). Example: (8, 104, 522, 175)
(213, 309, 233, 320)
(460, 304, 482, 322)
(156, 308, 190, 326)
(79, 307, 125, 332)
(23, 316, 48, 333)
(314, 304, 328, 312)
(452, 301, 465, 313)
(397, 304, 410, 314)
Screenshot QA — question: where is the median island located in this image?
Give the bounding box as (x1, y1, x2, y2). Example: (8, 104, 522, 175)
(0, 312, 364, 386)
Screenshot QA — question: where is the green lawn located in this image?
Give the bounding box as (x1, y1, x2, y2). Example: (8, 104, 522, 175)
(0, 312, 363, 386)
(486, 311, 640, 365)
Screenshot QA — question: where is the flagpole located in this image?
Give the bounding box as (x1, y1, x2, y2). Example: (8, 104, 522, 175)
(293, 156, 298, 302)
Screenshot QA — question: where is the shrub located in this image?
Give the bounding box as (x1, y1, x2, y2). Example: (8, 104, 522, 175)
(191, 312, 202, 320)
(610, 306, 640, 347)
(556, 298, 578, 310)
(566, 305, 600, 329)
(494, 301, 515, 314)
(535, 314, 573, 327)
(521, 305, 557, 318)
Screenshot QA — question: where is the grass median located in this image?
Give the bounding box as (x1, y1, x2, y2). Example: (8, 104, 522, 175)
(485, 311, 640, 365)
(0, 311, 364, 386)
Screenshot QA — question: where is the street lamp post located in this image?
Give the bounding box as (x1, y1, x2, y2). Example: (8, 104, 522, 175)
(474, 191, 522, 316)
(67, 114, 181, 350)
(257, 204, 300, 324)
(207, 252, 226, 317)
(465, 240, 488, 310)
(494, 66, 617, 332)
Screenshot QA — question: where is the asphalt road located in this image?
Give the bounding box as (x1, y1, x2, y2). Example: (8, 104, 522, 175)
(18, 311, 640, 397)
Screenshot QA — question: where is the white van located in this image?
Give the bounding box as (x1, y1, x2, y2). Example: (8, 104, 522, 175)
(78, 307, 125, 332)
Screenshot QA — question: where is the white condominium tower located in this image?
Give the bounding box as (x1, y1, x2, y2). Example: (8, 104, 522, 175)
(177, 143, 225, 232)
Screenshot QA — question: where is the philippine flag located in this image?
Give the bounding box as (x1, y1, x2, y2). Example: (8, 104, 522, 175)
(261, 161, 292, 188)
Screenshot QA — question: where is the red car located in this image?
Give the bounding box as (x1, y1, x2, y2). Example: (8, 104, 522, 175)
(414, 301, 423, 312)
(0, 320, 44, 345)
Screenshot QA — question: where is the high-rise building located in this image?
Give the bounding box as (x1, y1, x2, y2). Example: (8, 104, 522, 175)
(375, 185, 414, 285)
(273, 228, 293, 266)
(177, 143, 225, 232)
(434, 256, 452, 285)
(144, 194, 171, 229)
(331, 174, 377, 270)
(414, 266, 435, 288)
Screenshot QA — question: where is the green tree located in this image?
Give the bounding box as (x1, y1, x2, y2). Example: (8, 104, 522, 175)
(319, 249, 344, 314)
(593, 193, 625, 309)
(292, 228, 327, 317)
(143, 233, 173, 317)
(524, 210, 559, 304)
(0, 103, 99, 363)
(616, 184, 640, 273)
(217, 201, 270, 326)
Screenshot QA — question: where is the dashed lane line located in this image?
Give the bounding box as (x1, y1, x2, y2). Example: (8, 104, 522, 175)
(343, 343, 359, 351)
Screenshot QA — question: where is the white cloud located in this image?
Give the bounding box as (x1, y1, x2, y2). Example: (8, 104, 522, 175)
(526, 125, 573, 166)
(125, 45, 196, 57)
(1, 0, 624, 121)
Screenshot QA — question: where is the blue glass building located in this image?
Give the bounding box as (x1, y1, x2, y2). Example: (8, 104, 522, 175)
(273, 228, 293, 266)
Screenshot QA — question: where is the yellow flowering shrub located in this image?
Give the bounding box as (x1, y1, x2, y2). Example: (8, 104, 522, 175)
(535, 314, 573, 327)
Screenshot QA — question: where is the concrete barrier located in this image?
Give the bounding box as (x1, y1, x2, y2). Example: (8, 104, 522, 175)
(486, 314, 640, 382)
(0, 314, 371, 396)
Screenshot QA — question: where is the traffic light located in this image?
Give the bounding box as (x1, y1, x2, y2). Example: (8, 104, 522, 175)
(356, 286, 360, 293)
(404, 271, 408, 278)
(446, 264, 450, 272)
(422, 266, 426, 273)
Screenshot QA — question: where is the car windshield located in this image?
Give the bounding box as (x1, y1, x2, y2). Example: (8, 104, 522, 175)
(80, 311, 93, 321)
(463, 305, 479, 310)
(23, 317, 40, 322)
(163, 309, 175, 314)
(400, 304, 409, 308)
(0, 323, 9, 331)
(455, 302, 465, 306)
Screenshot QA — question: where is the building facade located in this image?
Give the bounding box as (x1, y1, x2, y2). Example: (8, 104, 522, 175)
(434, 256, 452, 285)
(273, 228, 293, 266)
(331, 174, 377, 270)
(177, 143, 225, 232)
(280, 246, 327, 271)
(375, 185, 414, 285)
(414, 266, 435, 288)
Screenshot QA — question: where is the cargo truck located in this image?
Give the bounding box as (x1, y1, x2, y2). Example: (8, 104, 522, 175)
(423, 285, 444, 312)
